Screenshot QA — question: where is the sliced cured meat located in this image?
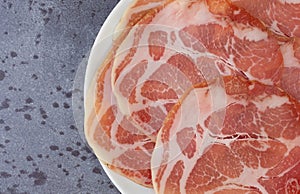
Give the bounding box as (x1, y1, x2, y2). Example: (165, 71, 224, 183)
(151, 75, 300, 194)
(112, 0, 282, 139)
(258, 146, 300, 193)
(180, 12, 282, 84)
(230, 0, 300, 38)
(94, 0, 172, 114)
(206, 0, 265, 29)
(114, 0, 172, 39)
(114, 49, 227, 139)
(85, 58, 155, 187)
(85, 0, 300, 191)
(84, 0, 170, 187)
(280, 38, 300, 101)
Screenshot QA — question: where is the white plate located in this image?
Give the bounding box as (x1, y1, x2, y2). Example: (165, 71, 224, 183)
(84, 0, 155, 193)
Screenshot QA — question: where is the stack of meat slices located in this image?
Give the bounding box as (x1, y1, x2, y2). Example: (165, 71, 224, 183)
(85, 0, 300, 193)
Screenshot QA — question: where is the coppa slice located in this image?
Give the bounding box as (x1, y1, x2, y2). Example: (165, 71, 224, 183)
(151, 75, 300, 194)
(280, 38, 300, 102)
(112, 0, 282, 140)
(85, 60, 155, 186)
(84, 0, 171, 187)
(230, 0, 300, 38)
(114, 50, 228, 139)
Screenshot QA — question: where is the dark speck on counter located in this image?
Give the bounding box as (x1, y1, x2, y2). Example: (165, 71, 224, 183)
(0, 0, 121, 193)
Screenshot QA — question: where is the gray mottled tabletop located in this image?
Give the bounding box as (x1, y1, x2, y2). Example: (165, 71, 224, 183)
(0, 0, 121, 193)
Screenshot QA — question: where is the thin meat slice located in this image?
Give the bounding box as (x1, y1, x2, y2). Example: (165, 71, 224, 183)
(230, 0, 300, 38)
(85, 0, 300, 190)
(112, 0, 282, 139)
(114, 0, 172, 40)
(84, 0, 170, 187)
(94, 0, 171, 114)
(151, 75, 300, 194)
(85, 58, 155, 187)
(280, 38, 300, 101)
(180, 1, 283, 85)
(115, 50, 227, 139)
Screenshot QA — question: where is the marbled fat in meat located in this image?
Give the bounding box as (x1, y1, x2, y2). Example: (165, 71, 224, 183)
(151, 75, 300, 194)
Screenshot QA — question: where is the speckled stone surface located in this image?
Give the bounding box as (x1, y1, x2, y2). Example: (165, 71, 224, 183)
(0, 0, 121, 193)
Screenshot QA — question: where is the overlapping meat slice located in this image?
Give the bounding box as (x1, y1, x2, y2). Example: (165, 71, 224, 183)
(227, 1, 300, 103)
(180, 0, 283, 85)
(85, 0, 300, 190)
(151, 75, 300, 194)
(85, 58, 155, 186)
(112, 0, 282, 139)
(84, 0, 171, 187)
(280, 38, 300, 101)
(113, 50, 227, 139)
(230, 0, 300, 38)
